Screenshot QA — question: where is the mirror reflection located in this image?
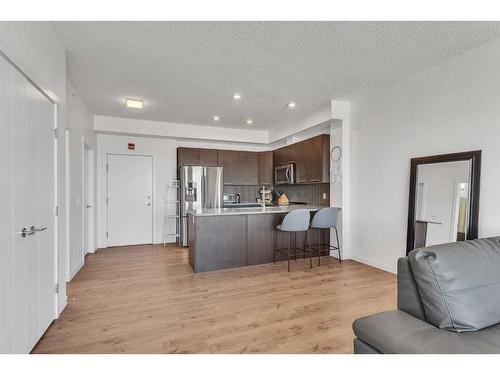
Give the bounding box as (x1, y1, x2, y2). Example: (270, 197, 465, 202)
(414, 160, 471, 248)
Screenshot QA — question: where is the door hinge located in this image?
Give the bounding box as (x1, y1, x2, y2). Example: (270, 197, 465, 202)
(106, 163, 109, 172)
(106, 197, 108, 205)
(54, 206, 59, 216)
(55, 284, 59, 294)
(106, 232, 109, 238)
(54, 129, 58, 139)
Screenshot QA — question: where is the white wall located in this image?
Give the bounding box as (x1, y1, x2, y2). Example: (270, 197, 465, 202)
(349, 37, 500, 273)
(66, 80, 97, 279)
(0, 22, 68, 314)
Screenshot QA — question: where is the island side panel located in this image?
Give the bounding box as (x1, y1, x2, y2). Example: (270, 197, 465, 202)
(193, 215, 248, 272)
(188, 213, 196, 270)
(247, 213, 284, 265)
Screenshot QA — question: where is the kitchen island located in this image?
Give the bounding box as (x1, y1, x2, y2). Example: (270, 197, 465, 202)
(187, 205, 327, 272)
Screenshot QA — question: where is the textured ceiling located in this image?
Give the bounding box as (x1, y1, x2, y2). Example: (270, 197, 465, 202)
(53, 21, 500, 130)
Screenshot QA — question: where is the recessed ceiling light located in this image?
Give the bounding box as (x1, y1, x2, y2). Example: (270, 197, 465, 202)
(245, 119, 253, 125)
(213, 115, 220, 121)
(126, 98, 143, 109)
(232, 93, 242, 100)
(287, 101, 297, 108)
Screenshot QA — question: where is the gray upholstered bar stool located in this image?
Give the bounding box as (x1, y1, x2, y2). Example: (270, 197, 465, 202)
(273, 209, 313, 272)
(310, 207, 342, 265)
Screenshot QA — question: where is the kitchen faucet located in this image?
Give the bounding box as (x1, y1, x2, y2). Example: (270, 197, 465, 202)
(261, 185, 266, 209)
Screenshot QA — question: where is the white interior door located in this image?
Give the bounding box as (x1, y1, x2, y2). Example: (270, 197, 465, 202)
(0, 51, 14, 353)
(107, 154, 153, 247)
(0, 55, 56, 353)
(12, 74, 38, 353)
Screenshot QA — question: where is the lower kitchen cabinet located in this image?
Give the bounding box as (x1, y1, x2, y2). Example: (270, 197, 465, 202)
(188, 210, 328, 272)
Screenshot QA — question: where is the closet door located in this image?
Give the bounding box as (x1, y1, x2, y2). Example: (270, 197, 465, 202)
(0, 55, 57, 353)
(12, 72, 38, 353)
(0, 52, 14, 354)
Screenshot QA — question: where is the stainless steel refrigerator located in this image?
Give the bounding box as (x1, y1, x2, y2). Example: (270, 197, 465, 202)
(179, 166, 223, 246)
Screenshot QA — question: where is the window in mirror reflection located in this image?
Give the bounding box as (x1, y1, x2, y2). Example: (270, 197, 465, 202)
(414, 160, 471, 248)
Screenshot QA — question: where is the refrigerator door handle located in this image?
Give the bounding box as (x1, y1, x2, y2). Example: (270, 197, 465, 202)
(201, 168, 207, 209)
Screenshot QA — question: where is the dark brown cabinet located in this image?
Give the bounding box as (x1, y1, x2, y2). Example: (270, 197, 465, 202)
(199, 148, 218, 166)
(298, 134, 329, 183)
(178, 147, 219, 167)
(258, 151, 273, 185)
(178, 134, 329, 186)
(177, 147, 200, 166)
(236, 151, 258, 185)
(217, 150, 237, 184)
(273, 134, 329, 184)
(273, 143, 296, 167)
(217, 150, 258, 186)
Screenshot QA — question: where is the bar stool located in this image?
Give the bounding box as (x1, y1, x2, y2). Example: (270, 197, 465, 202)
(273, 209, 313, 272)
(310, 207, 342, 265)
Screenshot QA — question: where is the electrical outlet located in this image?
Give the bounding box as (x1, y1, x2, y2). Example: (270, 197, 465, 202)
(322, 193, 327, 200)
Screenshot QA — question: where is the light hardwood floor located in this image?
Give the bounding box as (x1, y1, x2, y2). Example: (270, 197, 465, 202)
(33, 245, 396, 354)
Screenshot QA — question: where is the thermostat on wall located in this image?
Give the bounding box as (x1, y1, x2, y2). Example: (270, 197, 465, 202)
(128, 143, 135, 150)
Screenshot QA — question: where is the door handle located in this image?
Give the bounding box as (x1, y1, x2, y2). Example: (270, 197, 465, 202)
(86, 205, 92, 208)
(146, 203, 152, 206)
(17, 227, 35, 237)
(30, 226, 47, 232)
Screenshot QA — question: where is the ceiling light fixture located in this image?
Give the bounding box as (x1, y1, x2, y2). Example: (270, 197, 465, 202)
(232, 93, 242, 100)
(245, 119, 253, 125)
(213, 115, 220, 121)
(126, 98, 143, 109)
(287, 101, 297, 108)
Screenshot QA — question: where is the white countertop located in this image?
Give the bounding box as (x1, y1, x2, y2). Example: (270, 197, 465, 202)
(187, 204, 325, 217)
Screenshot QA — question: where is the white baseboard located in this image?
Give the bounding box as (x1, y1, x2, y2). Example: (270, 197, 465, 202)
(69, 259, 85, 280)
(351, 254, 396, 274)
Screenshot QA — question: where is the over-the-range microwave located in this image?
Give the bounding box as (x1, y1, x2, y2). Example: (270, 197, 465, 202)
(275, 163, 295, 184)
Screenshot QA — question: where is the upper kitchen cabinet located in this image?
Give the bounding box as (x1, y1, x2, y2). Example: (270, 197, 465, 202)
(236, 151, 258, 185)
(217, 150, 238, 185)
(299, 134, 330, 183)
(217, 150, 258, 185)
(177, 147, 218, 167)
(273, 143, 296, 167)
(274, 134, 330, 184)
(258, 151, 273, 185)
(198, 148, 218, 166)
(177, 147, 200, 166)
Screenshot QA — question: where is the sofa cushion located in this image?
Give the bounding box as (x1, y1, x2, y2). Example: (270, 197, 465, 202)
(353, 310, 500, 353)
(408, 236, 500, 332)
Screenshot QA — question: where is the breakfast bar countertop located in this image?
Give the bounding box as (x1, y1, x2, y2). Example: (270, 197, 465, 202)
(187, 204, 325, 217)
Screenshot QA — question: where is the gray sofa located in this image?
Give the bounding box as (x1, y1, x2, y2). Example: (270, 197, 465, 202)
(353, 236, 500, 354)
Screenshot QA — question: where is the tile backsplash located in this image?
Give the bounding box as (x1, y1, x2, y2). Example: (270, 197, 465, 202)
(224, 185, 261, 203)
(277, 183, 330, 206)
(224, 183, 330, 206)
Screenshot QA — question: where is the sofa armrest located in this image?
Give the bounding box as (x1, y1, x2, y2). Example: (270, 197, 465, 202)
(353, 310, 434, 353)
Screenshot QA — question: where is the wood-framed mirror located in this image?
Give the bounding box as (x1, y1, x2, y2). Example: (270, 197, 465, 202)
(406, 150, 481, 254)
